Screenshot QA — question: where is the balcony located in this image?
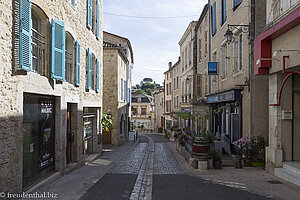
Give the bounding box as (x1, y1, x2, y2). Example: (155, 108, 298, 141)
(132, 113, 151, 119)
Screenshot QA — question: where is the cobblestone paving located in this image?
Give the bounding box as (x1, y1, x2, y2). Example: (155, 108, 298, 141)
(111, 143, 148, 174)
(154, 143, 184, 175)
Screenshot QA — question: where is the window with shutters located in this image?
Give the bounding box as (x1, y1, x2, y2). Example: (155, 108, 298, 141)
(233, 0, 243, 11)
(220, 44, 227, 78)
(233, 33, 242, 73)
(51, 19, 65, 81)
(204, 72, 208, 95)
(91, 53, 97, 91)
(31, 9, 47, 76)
(212, 51, 218, 82)
(189, 43, 192, 65)
(220, 0, 227, 26)
(176, 76, 179, 89)
(181, 52, 184, 72)
(67, 0, 76, 9)
(198, 39, 202, 62)
(204, 31, 208, 56)
(211, 2, 217, 36)
(196, 74, 202, 98)
(185, 47, 188, 68)
(86, 48, 92, 90)
(65, 32, 75, 85)
(87, 0, 100, 38)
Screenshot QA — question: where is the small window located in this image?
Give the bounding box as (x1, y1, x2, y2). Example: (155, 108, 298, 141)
(233, 0, 243, 11)
(141, 108, 146, 115)
(67, 0, 76, 9)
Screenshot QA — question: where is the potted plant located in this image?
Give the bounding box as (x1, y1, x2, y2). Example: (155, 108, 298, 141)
(210, 148, 222, 169)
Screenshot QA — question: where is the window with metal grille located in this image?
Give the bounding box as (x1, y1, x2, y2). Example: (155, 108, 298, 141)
(65, 32, 75, 85)
(31, 11, 46, 76)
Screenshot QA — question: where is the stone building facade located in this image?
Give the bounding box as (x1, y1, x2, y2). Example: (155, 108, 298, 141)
(178, 21, 197, 132)
(205, 0, 268, 155)
(0, 0, 103, 192)
(195, 4, 210, 134)
(103, 32, 134, 146)
(164, 63, 173, 129)
(153, 90, 165, 132)
(131, 94, 154, 131)
(254, 0, 300, 184)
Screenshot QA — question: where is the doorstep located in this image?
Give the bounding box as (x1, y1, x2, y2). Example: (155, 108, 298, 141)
(24, 172, 60, 194)
(84, 152, 102, 165)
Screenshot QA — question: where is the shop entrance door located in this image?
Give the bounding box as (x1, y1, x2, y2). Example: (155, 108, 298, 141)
(66, 103, 76, 164)
(293, 91, 300, 161)
(83, 115, 94, 154)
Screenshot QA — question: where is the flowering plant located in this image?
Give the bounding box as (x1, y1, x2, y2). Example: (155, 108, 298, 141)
(233, 135, 266, 162)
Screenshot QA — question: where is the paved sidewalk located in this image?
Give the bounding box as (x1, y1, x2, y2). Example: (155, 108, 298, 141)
(167, 141, 300, 200)
(30, 141, 136, 200)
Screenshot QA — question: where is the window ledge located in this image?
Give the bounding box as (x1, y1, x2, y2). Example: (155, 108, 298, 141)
(232, 70, 243, 77)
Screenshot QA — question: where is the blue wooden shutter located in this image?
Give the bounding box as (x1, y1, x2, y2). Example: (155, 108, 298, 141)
(121, 79, 123, 100)
(211, 2, 217, 36)
(51, 19, 65, 81)
(75, 40, 80, 86)
(87, 0, 92, 29)
(224, 0, 227, 22)
(19, 0, 31, 71)
(87, 48, 92, 90)
(96, 58, 99, 93)
(124, 80, 127, 101)
(96, 0, 100, 39)
(128, 88, 130, 104)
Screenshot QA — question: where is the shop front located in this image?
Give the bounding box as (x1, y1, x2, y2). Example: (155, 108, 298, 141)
(22, 94, 55, 189)
(83, 107, 101, 155)
(207, 89, 242, 154)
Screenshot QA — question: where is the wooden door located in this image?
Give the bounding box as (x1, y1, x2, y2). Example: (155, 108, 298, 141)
(102, 129, 111, 144)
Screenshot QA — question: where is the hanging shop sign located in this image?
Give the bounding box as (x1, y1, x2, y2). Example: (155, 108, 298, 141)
(208, 62, 218, 75)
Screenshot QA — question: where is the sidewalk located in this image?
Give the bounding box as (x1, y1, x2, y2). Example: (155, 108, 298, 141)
(29, 141, 136, 200)
(167, 141, 300, 200)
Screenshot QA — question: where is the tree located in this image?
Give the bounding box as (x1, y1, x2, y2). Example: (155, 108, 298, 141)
(143, 78, 153, 83)
(146, 88, 152, 96)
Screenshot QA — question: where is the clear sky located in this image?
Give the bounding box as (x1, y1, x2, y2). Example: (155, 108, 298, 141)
(103, 0, 207, 86)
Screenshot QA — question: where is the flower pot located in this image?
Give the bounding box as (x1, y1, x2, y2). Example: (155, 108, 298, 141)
(213, 161, 222, 169)
(243, 158, 252, 167)
(252, 162, 264, 167)
(233, 155, 243, 169)
(208, 158, 213, 169)
(192, 137, 210, 160)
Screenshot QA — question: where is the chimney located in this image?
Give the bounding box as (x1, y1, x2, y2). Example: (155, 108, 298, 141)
(168, 62, 172, 69)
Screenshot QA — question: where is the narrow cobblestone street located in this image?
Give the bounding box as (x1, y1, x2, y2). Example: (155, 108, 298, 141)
(80, 134, 274, 200)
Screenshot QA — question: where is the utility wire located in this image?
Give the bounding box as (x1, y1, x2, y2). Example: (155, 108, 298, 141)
(133, 66, 166, 71)
(103, 12, 199, 19)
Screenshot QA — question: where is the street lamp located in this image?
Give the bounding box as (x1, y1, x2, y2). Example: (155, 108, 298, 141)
(224, 24, 250, 44)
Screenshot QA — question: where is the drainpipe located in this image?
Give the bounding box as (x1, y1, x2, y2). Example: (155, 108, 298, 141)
(208, 0, 212, 132)
(249, 0, 255, 136)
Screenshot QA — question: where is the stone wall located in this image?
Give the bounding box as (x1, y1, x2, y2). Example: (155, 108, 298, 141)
(0, 0, 103, 192)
